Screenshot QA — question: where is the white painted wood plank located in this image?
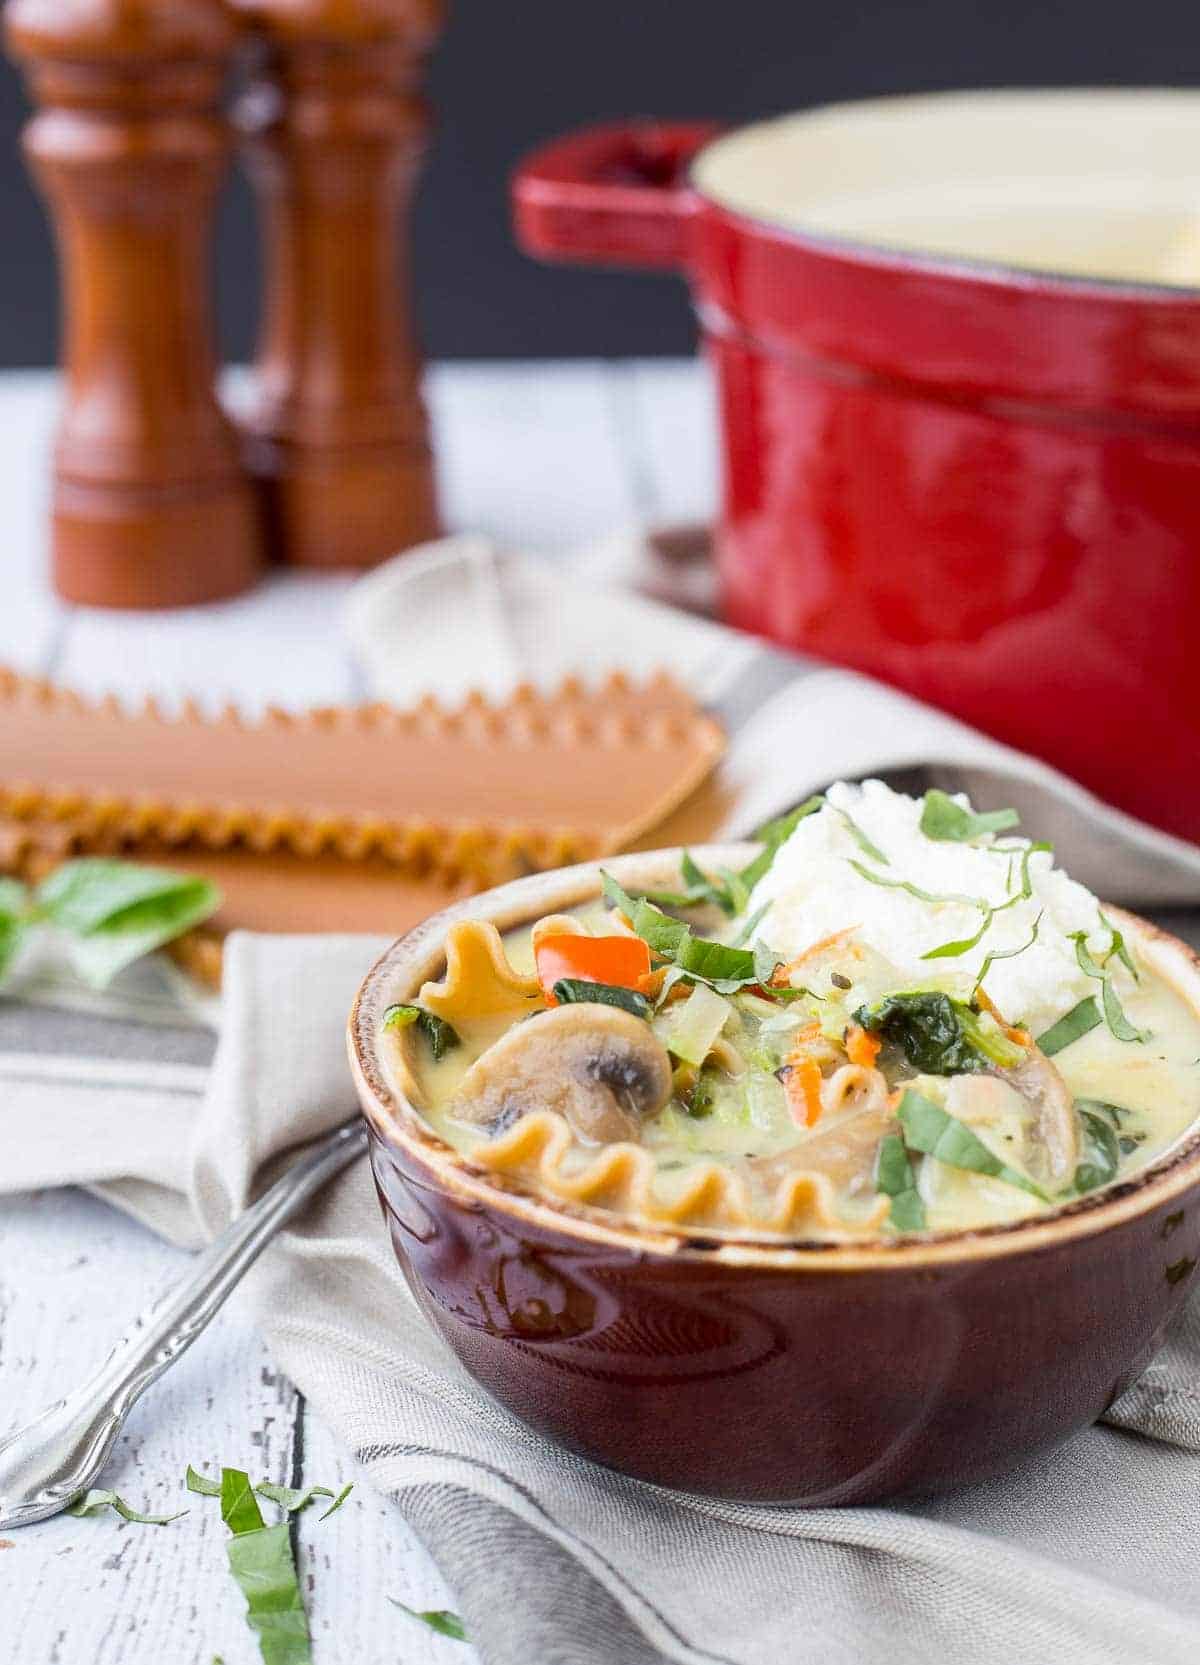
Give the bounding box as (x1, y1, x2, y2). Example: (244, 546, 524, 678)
(0, 370, 67, 673)
(299, 1402, 480, 1665)
(427, 360, 638, 554)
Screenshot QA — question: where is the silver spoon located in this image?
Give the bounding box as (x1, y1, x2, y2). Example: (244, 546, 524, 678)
(0, 1117, 368, 1531)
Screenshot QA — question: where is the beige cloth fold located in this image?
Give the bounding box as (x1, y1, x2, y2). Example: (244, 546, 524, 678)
(4, 929, 1200, 1665)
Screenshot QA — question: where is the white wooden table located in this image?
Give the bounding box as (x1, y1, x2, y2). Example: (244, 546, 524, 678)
(0, 360, 717, 1665)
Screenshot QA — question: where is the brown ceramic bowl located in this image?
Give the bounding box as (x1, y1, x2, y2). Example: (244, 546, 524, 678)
(348, 846, 1200, 1505)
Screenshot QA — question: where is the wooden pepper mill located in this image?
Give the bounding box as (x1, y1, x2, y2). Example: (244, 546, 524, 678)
(231, 0, 442, 569)
(4, 0, 262, 609)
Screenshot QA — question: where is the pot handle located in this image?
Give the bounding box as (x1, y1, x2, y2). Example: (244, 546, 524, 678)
(512, 120, 721, 271)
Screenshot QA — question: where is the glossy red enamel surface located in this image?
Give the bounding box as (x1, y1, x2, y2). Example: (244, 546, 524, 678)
(513, 120, 1200, 840)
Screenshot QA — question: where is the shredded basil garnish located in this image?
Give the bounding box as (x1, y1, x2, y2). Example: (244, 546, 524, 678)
(833, 806, 890, 865)
(1099, 910, 1139, 982)
(382, 1003, 461, 1061)
(738, 796, 825, 890)
(1036, 995, 1102, 1057)
(625, 797, 823, 919)
(1069, 931, 1149, 1044)
(1074, 1104, 1121, 1194)
(875, 1132, 926, 1230)
(847, 859, 984, 911)
(974, 912, 1042, 994)
(919, 790, 1020, 842)
(552, 979, 651, 1018)
(897, 1090, 1048, 1200)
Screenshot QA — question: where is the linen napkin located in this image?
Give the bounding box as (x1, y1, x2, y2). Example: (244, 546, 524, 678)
(6, 544, 1200, 1665)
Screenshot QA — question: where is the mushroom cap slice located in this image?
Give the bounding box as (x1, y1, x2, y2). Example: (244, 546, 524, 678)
(992, 1045, 1078, 1188)
(451, 1003, 673, 1145)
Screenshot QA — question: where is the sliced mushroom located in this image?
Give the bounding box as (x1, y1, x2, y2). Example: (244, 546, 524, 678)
(450, 1003, 673, 1145)
(751, 1103, 893, 1195)
(992, 1045, 1078, 1187)
(945, 1046, 1078, 1188)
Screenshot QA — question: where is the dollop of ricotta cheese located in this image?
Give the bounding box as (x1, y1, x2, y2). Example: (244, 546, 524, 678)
(745, 780, 1128, 1036)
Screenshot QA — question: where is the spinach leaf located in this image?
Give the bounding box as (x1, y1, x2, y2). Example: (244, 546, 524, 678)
(875, 1132, 927, 1230)
(897, 1090, 1047, 1199)
(390, 1599, 469, 1642)
(552, 979, 651, 1019)
(34, 859, 219, 988)
(919, 790, 1020, 841)
(1074, 1105, 1121, 1194)
(66, 1488, 186, 1525)
(1036, 995, 1102, 1057)
(854, 992, 991, 1075)
(382, 1003, 460, 1061)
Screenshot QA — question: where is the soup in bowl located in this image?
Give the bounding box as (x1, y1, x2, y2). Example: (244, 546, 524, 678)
(349, 784, 1200, 1503)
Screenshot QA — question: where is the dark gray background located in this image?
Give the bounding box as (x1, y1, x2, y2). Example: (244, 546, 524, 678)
(1, 1, 1197, 365)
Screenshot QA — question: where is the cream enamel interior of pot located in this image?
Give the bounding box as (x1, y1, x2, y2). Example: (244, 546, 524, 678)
(691, 89, 1200, 288)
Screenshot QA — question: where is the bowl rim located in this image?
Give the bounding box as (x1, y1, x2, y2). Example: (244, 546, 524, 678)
(349, 843, 1200, 1272)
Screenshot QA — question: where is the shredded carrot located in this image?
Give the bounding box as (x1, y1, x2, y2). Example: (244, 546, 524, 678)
(845, 1023, 881, 1069)
(784, 1055, 824, 1127)
(973, 987, 1031, 1047)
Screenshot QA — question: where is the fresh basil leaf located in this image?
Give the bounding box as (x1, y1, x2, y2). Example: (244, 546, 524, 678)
(753, 940, 783, 988)
(875, 1132, 927, 1230)
(920, 790, 1020, 842)
(34, 859, 220, 989)
(316, 1483, 354, 1521)
(716, 865, 752, 917)
(0, 876, 28, 916)
(730, 900, 770, 948)
(67, 1488, 187, 1525)
(975, 912, 1042, 993)
(1099, 910, 1139, 981)
(632, 899, 690, 956)
(1036, 995, 1102, 1057)
(186, 1464, 223, 1497)
(390, 1599, 469, 1642)
(675, 935, 756, 984)
(1074, 1106, 1121, 1194)
(225, 1523, 311, 1665)
(254, 1483, 334, 1515)
(383, 1003, 460, 1061)
(552, 979, 651, 1018)
(848, 859, 985, 911)
(221, 1467, 266, 1536)
(898, 1090, 1047, 1199)
(1069, 931, 1149, 1044)
(921, 909, 995, 961)
(834, 806, 890, 864)
(739, 796, 824, 890)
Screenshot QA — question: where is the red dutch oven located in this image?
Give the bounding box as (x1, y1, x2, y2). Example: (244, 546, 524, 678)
(512, 90, 1200, 842)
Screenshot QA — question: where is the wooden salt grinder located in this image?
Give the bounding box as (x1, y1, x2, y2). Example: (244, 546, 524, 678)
(232, 1, 442, 569)
(4, 0, 262, 609)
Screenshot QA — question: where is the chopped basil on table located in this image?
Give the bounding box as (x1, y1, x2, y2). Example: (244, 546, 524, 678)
(66, 1488, 186, 1525)
(383, 1002, 461, 1060)
(390, 1599, 470, 1642)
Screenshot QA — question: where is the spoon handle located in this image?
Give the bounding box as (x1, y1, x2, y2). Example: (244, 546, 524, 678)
(0, 1118, 368, 1530)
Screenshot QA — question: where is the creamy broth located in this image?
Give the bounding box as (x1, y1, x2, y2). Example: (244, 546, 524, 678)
(385, 787, 1200, 1241)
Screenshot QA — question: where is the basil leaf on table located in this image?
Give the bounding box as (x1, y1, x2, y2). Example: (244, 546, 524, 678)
(552, 979, 651, 1019)
(255, 1481, 354, 1521)
(66, 1488, 186, 1525)
(1036, 995, 1102, 1057)
(875, 1132, 927, 1231)
(186, 1464, 223, 1497)
(390, 1599, 470, 1642)
(897, 1090, 1048, 1200)
(919, 790, 1020, 842)
(218, 1468, 312, 1665)
(34, 858, 219, 988)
